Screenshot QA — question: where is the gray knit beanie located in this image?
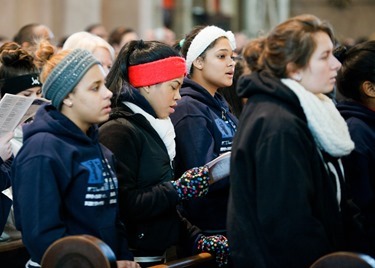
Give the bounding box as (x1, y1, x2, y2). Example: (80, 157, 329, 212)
(42, 48, 99, 109)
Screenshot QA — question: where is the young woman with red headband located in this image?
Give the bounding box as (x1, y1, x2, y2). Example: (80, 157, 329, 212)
(99, 40, 229, 267)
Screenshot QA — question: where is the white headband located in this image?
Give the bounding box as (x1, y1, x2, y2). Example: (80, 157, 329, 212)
(186, 25, 236, 74)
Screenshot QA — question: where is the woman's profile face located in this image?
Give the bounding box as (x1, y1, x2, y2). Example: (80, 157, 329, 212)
(93, 47, 113, 76)
(194, 38, 235, 94)
(64, 64, 113, 132)
(298, 31, 341, 94)
(143, 76, 184, 119)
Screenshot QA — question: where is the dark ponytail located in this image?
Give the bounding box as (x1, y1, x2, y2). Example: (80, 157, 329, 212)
(336, 40, 375, 101)
(333, 45, 348, 63)
(106, 40, 181, 104)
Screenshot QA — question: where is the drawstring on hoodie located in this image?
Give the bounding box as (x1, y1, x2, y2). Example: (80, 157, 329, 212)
(221, 107, 237, 132)
(98, 145, 118, 204)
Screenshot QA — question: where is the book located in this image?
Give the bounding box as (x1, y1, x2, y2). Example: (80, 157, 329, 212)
(0, 94, 35, 136)
(205, 151, 231, 184)
(0, 94, 50, 137)
(18, 97, 50, 126)
(7, 97, 50, 155)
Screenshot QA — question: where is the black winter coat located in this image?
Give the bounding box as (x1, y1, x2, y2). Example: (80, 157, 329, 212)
(228, 72, 350, 268)
(99, 92, 201, 256)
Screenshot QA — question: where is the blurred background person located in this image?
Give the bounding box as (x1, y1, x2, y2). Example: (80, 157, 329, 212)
(145, 26, 176, 47)
(85, 23, 109, 41)
(63, 31, 115, 76)
(13, 23, 55, 56)
(108, 26, 139, 56)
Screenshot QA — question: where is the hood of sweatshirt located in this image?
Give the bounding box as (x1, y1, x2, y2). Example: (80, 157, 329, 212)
(237, 71, 301, 107)
(180, 77, 232, 114)
(337, 100, 375, 125)
(23, 104, 98, 145)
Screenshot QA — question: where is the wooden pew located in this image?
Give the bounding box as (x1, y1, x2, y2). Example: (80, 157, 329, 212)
(40, 234, 214, 268)
(148, 252, 214, 268)
(0, 238, 24, 252)
(310, 251, 375, 268)
(41, 235, 117, 268)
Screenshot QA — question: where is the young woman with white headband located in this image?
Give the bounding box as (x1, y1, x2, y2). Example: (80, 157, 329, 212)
(170, 25, 238, 236)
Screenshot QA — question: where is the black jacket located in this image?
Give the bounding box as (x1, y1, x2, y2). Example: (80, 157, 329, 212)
(99, 89, 201, 256)
(228, 71, 347, 268)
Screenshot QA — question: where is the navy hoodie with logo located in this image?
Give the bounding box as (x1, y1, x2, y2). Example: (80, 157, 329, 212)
(337, 100, 375, 255)
(11, 104, 133, 264)
(170, 78, 238, 233)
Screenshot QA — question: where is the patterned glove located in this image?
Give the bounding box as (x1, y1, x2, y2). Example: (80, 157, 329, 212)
(171, 165, 210, 200)
(197, 235, 229, 267)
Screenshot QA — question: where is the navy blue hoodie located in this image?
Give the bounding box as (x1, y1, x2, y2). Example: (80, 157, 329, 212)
(337, 100, 375, 256)
(170, 78, 238, 233)
(11, 104, 133, 264)
(337, 101, 375, 206)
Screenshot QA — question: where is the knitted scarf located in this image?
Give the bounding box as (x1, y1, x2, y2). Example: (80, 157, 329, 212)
(123, 101, 176, 163)
(281, 78, 354, 157)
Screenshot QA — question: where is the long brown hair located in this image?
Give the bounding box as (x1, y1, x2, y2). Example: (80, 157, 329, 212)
(259, 14, 336, 78)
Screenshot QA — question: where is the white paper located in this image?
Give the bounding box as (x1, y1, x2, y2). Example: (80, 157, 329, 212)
(206, 151, 231, 184)
(0, 94, 35, 135)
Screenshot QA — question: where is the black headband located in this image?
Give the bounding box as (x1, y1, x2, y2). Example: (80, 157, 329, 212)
(0, 73, 42, 96)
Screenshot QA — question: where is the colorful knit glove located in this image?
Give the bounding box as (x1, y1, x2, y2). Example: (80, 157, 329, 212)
(197, 235, 229, 267)
(171, 165, 210, 200)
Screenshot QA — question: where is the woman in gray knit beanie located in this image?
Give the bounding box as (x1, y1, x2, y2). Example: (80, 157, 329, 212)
(11, 48, 140, 268)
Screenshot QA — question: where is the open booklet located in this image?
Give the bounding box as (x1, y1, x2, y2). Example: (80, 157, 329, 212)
(19, 97, 50, 125)
(0, 93, 50, 137)
(206, 151, 231, 184)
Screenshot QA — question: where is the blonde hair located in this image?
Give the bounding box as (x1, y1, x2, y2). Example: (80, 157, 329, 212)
(63, 31, 115, 60)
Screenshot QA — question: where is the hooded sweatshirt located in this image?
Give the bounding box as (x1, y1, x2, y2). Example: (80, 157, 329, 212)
(170, 78, 238, 233)
(337, 100, 375, 255)
(11, 104, 133, 264)
(228, 71, 347, 268)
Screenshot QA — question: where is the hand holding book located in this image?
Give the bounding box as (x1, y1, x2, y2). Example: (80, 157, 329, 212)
(170, 152, 231, 200)
(205, 152, 231, 184)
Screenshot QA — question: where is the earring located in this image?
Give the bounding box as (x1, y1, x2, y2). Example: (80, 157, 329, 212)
(65, 100, 73, 107)
(294, 74, 302, 82)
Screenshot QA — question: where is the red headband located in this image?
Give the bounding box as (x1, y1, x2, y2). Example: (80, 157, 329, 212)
(128, 56, 186, 87)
